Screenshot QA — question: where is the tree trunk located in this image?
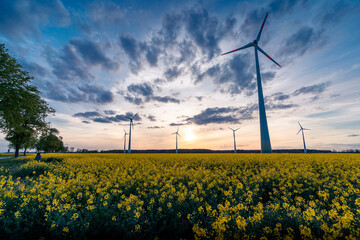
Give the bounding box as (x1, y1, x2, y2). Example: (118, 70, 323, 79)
(15, 145, 20, 158)
(23, 148, 27, 156)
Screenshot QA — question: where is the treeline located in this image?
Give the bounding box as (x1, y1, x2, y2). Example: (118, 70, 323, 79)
(1, 43, 64, 157)
(72, 149, 335, 154)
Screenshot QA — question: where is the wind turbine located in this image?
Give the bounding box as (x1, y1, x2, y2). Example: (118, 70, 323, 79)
(172, 127, 181, 153)
(221, 12, 281, 153)
(123, 130, 128, 153)
(297, 122, 310, 153)
(229, 127, 240, 153)
(125, 112, 138, 153)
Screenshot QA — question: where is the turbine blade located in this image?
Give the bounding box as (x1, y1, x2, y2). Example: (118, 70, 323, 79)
(298, 122, 303, 129)
(131, 112, 139, 120)
(177, 133, 181, 137)
(221, 43, 253, 56)
(235, 128, 240, 131)
(229, 127, 234, 131)
(297, 129, 301, 135)
(257, 46, 281, 67)
(256, 12, 268, 42)
(125, 116, 131, 120)
(177, 127, 179, 133)
(303, 128, 311, 130)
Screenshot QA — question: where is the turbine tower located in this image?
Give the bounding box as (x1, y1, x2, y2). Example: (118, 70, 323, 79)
(125, 112, 138, 153)
(229, 127, 240, 153)
(297, 122, 310, 153)
(221, 12, 281, 153)
(172, 127, 181, 153)
(123, 130, 128, 153)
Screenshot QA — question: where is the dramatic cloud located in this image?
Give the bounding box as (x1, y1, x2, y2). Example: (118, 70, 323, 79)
(195, 54, 275, 95)
(293, 82, 330, 96)
(272, 92, 291, 101)
(187, 105, 257, 125)
(124, 82, 180, 105)
(0, 0, 70, 39)
(73, 111, 101, 118)
(319, 1, 351, 26)
(148, 126, 163, 129)
(348, 134, 359, 137)
(147, 115, 156, 122)
(119, 34, 160, 73)
(240, 0, 307, 38)
(44, 83, 113, 104)
(279, 26, 326, 58)
(164, 66, 182, 82)
(46, 44, 93, 81)
(69, 38, 119, 70)
(73, 110, 141, 124)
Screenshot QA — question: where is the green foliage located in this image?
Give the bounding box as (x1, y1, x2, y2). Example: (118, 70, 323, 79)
(41, 157, 64, 163)
(13, 161, 52, 178)
(0, 43, 55, 157)
(36, 128, 66, 153)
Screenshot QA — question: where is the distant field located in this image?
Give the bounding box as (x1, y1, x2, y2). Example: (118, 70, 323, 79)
(1, 153, 360, 239)
(0, 153, 13, 156)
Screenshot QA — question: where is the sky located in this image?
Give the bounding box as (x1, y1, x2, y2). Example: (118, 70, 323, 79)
(1, 0, 360, 152)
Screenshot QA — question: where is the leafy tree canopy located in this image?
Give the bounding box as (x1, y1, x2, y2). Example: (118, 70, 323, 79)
(0, 43, 55, 157)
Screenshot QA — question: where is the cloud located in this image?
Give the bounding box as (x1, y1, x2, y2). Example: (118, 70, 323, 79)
(348, 134, 359, 137)
(93, 117, 112, 123)
(69, 38, 119, 71)
(73, 111, 101, 118)
(195, 54, 274, 95)
(164, 66, 182, 82)
(73, 110, 141, 124)
(46, 44, 94, 81)
(148, 126, 163, 129)
(319, 1, 351, 26)
(293, 82, 330, 96)
(240, 0, 307, 38)
(279, 26, 326, 58)
(147, 115, 156, 122)
(46, 38, 119, 82)
(124, 82, 180, 105)
(0, 0, 70, 39)
(82, 1, 125, 32)
(128, 83, 154, 97)
(21, 61, 48, 78)
(152, 96, 180, 104)
(119, 34, 160, 73)
(187, 105, 257, 125)
(182, 8, 236, 60)
(272, 92, 291, 101)
(169, 123, 187, 126)
(44, 83, 113, 104)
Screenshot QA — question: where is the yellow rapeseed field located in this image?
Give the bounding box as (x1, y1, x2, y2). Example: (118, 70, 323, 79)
(1, 153, 360, 239)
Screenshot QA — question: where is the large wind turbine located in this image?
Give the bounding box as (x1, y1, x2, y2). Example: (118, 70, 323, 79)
(123, 130, 128, 153)
(229, 127, 240, 153)
(297, 122, 310, 153)
(172, 127, 181, 154)
(221, 12, 281, 153)
(125, 112, 138, 153)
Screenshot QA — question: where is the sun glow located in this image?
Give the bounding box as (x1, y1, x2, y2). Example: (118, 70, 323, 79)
(185, 128, 196, 141)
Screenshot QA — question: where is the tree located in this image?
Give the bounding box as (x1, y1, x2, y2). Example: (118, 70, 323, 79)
(36, 128, 66, 153)
(0, 43, 54, 157)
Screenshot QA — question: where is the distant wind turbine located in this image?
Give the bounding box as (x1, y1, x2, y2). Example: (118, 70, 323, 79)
(229, 127, 240, 153)
(221, 12, 281, 153)
(172, 127, 181, 154)
(123, 130, 128, 153)
(297, 122, 310, 153)
(125, 112, 138, 153)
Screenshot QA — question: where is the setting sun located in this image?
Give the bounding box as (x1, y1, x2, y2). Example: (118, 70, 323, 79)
(185, 128, 196, 141)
